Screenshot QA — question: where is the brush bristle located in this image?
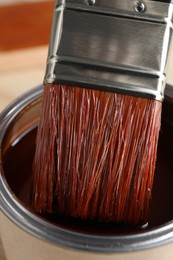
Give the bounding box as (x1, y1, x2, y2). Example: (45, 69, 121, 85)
(32, 84, 162, 225)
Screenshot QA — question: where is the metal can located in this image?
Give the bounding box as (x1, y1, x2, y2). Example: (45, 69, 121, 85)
(0, 85, 173, 260)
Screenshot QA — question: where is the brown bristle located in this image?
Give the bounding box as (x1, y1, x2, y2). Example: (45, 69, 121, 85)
(32, 84, 162, 225)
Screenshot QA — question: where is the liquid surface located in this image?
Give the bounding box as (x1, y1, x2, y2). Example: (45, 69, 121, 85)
(2, 120, 173, 235)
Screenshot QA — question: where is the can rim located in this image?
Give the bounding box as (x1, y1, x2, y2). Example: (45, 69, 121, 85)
(1, 85, 173, 253)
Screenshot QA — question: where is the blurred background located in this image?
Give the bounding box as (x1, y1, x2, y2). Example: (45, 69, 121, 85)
(0, 1, 52, 257)
(0, 0, 54, 111)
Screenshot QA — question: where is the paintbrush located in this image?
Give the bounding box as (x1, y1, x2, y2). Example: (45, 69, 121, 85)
(32, 0, 173, 225)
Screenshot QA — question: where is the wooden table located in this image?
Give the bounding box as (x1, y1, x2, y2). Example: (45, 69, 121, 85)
(0, 46, 47, 111)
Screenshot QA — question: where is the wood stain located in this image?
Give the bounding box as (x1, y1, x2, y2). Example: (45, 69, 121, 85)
(2, 100, 173, 235)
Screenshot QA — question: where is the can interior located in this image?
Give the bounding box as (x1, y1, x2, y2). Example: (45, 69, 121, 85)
(0, 85, 173, 238)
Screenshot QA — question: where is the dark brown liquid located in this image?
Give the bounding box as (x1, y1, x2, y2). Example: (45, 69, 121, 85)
(2, 118, 173, 235)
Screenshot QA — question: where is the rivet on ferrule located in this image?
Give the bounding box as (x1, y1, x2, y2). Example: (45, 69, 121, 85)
(86, 0, 95, 6)
(135, 1, 146, 13)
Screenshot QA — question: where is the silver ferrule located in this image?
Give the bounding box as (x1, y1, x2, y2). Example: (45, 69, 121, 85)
(44, 0, 173, 101)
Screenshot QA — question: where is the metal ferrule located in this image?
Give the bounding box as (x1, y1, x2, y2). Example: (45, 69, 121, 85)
(44, 0, 173, 101)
